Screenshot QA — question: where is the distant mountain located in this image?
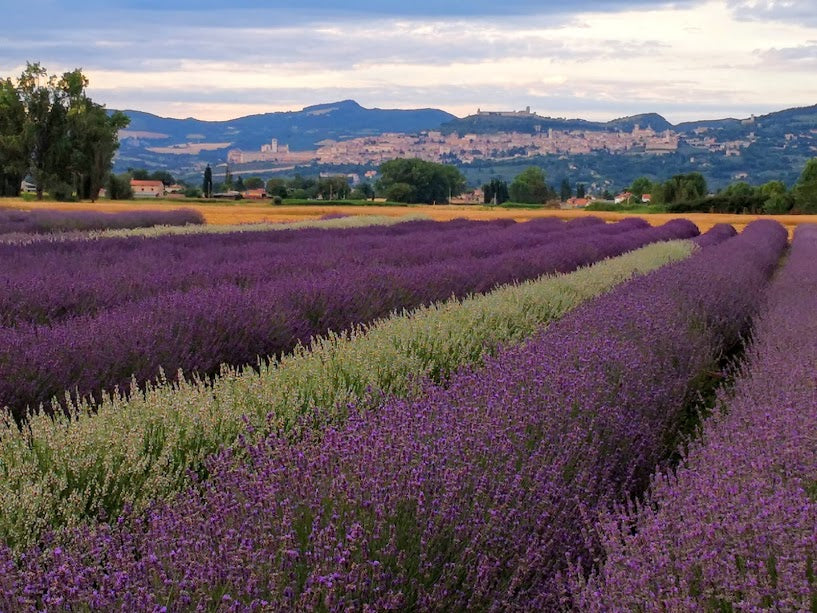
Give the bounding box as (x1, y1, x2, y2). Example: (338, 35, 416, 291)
(115, 99, 455, 175)
(441, 111, 674, 135)
(118, 99, 454, 151)
(113, 100, 817, 190)
(606, 113, 674, 133)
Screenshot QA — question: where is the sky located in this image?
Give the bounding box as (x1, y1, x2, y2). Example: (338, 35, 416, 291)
(2, 0, 817, 123)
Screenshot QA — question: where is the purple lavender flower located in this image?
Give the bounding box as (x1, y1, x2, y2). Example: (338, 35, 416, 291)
(0, 217, 696, 421)
(0, 220, 787, 611)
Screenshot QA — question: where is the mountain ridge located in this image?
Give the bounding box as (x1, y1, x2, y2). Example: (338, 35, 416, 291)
(113, 100, 817, 190)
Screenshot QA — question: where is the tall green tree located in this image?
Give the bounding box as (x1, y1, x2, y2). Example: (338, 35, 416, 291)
(559, 178, 572, 201)
(483, 178, 509, 205)
(0, 78, 27, 196)
(17, 63, 70, 200)
(509, 166, 552, 204)
(793, 158, 817, 213)
(67, 100, 129, 201)
(3, 63, 126, 200)
(661, 172, 707, 204)
(377, 158, 465, 204)
(203, 165, 213, 198)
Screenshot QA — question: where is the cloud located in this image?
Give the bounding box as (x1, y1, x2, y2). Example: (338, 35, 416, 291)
(727, 0, 817, 24)
(2, 0, 817, 124)
(758, 42, 817, 66)
(22, 0, 700, 20)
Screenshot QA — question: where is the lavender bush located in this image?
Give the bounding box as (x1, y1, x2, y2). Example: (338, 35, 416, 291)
(0, 207, 204, 236)
(692, 222, 737, 247)
(572, 224, 817, 611)
(0, 221, 783, 610)
(0, 218, 696, 420)
(0, 213, 433, 244)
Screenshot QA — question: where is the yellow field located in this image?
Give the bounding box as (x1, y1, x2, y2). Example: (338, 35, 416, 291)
(2, 198, 816, 236)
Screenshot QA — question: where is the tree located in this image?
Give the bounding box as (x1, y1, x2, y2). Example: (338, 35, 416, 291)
(722, 181, 755, 198)
(793, 158, 817, 213)
(317, 175, 351, 200)
(265, 178, 287, 199)
(559, 178, 572, 201)
(1, 63, 127, 201)
(482, 178, 509, 205)
(384, 182, 413, 203)
(244, 176, 264, 190)
(17, 63, 71, 200)
(202, 165, 213, 198)
(509, 166, 552, 204)
(661, 172, 707, 204)
(576, 183, 586, 199)
(356, 181, 375, 201)
(758, 180, 792, 214)
(107, 172, 133, 200)
(289, 174, 314, 191)
(234, 175, 245, 192)
(150, 170, 175, 186)
(629, 176, 653, 198)
(377, 158, 465, 204)
(0, 77, 27, 196)
(67, 100, 129, 201)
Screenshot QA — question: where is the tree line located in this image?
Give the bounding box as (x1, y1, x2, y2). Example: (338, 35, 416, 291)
(622, 159, 817, 213)
(262, 159, 465, 204)
(0, 63, 128, 200)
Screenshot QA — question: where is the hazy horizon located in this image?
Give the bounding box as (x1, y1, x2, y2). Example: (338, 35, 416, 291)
(114, 97, 776, 126)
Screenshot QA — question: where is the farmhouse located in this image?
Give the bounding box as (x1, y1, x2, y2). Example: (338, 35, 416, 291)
(614, 191, 634, 204)
(130, 180, 165, 198)
(242, 188, 268, 200)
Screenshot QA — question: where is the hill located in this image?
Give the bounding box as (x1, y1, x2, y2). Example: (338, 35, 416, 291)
(115, 100, 456, 172)
(113, 101, 817, 191)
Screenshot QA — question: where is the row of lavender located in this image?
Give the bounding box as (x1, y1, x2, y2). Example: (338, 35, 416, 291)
(0, 221, 785, 610)
(0, 207, 204, 237)
(0, 218, 696, 421)
(2, 217, 591, 327)
(572, 224, 817, 609)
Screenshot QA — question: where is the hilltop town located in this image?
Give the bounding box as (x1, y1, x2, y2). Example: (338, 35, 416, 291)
(222, 106, 773, 170)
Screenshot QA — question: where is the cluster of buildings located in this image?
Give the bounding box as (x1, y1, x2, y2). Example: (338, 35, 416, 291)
(685, 127, 757, 157)
(227, 139, 315, 165)
(225, 125, 679, 169)
(313, 125, 679, 165)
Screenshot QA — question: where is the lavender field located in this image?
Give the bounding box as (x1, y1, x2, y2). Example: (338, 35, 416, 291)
(0, 216, 695, 421)
(0, 214, 810, 611)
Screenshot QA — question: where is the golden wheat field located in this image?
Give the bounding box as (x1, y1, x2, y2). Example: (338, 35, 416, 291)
(2, 198, 815, 236)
